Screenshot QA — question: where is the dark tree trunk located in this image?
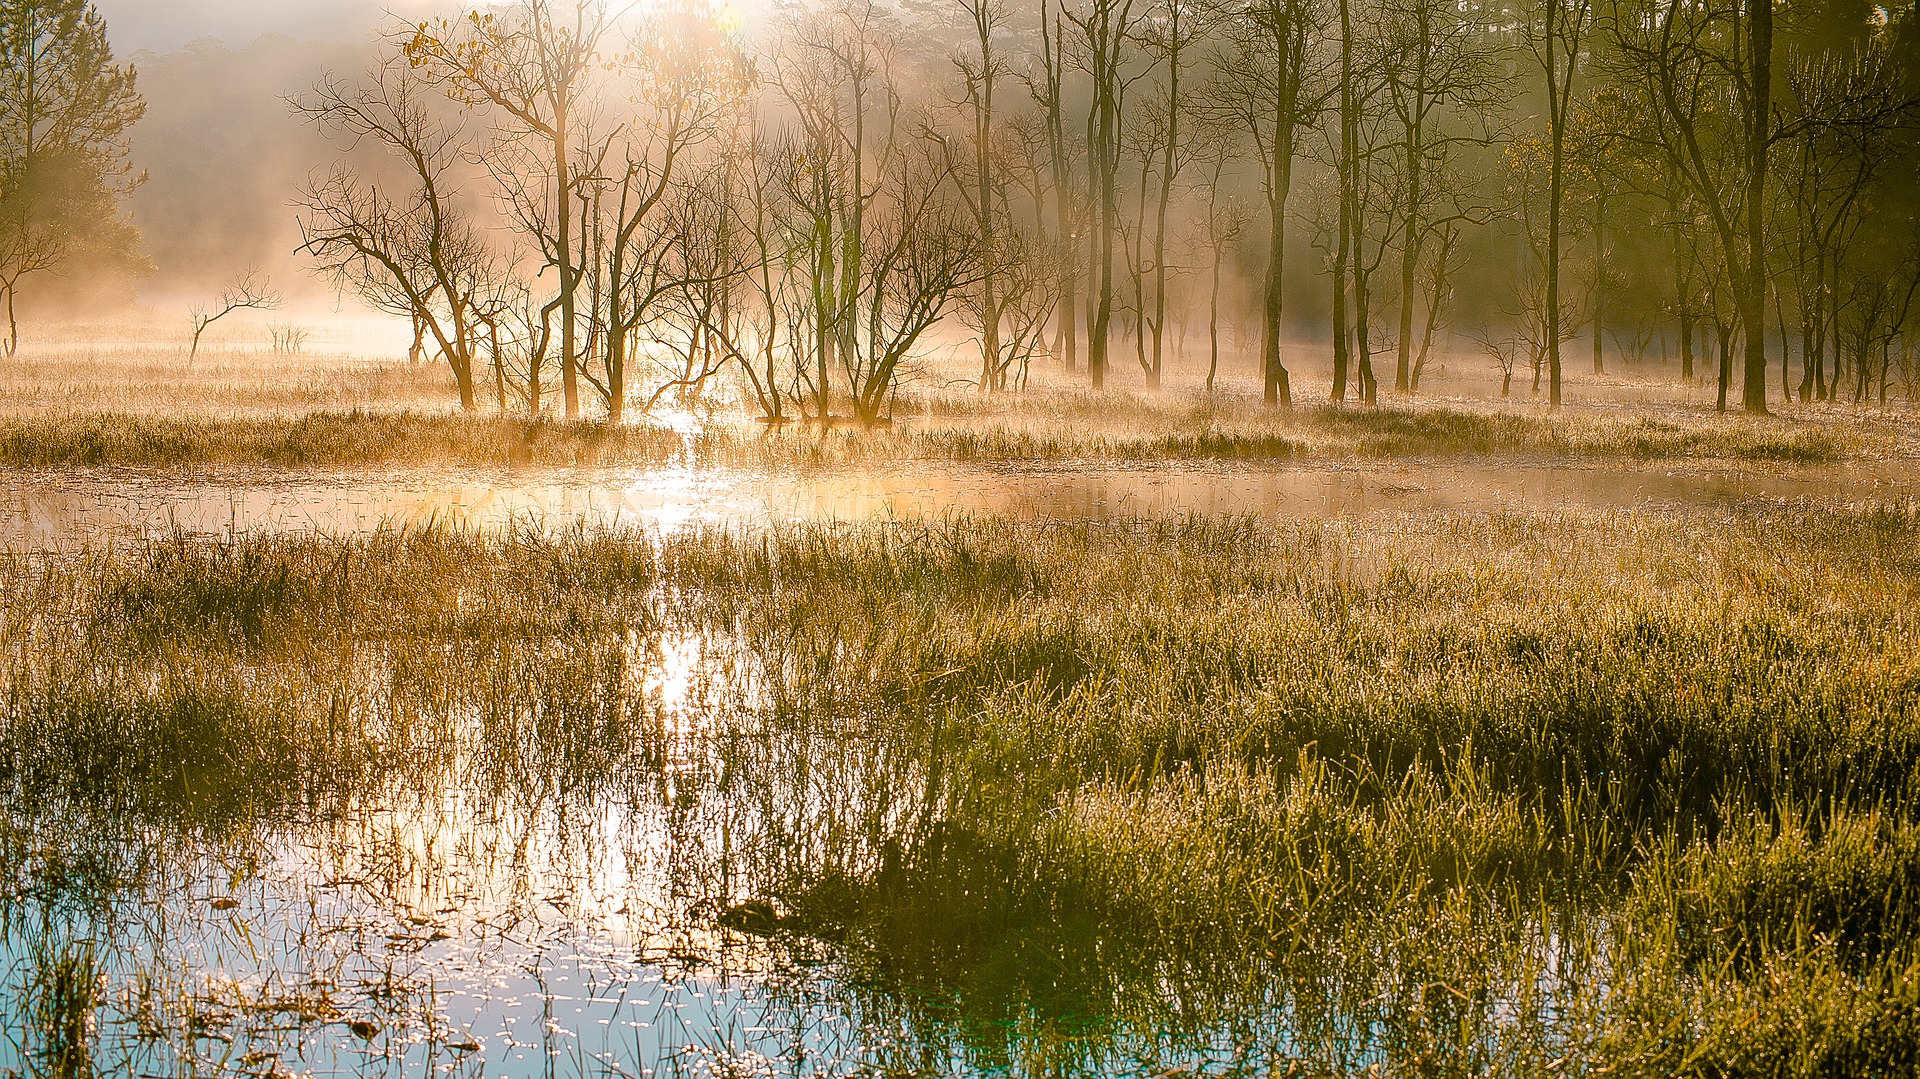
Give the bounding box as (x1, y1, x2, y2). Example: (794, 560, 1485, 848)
(1716, 320, 1732, 412)
(1593, 189, 1605, 375)
(1331, 0, 1354, 403)
(1740, 0, 1772, 414)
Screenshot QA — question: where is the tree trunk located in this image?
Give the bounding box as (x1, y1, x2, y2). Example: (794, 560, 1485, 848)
(1411, 231, 1451, 391)
(1593, 189, 1605, 374)
(1356, 260, 1376, 404)
(1679, 309, 1695, 380)
(1774, 279, 1792, 404)
(1331, 0, 1354, 403)
(1208, 243, 1224, 396)
(974, 9, 1001, 394)
(1331, 203, 1351, 401)
(1544, 4, 1567, 411)
(1716, 320, 1732, 411)
(1134, 151, 1154, 386)
(1150, 15, 1180, 390)
(1262, 100, 1295, 408)
(1827, 262, 1842, 400)
(1394, 5, 1428, 395)
(1740, 0, 1771, 414)
(1798, 291, 1819, 402)
(1043, 2, 1077, 372)
(607, 331, 625, 423)
(491, 321, 507, 413)
(556, 100, 579, 422)
(1087, 8, 1119, 392)
(456, 357, 477, 412)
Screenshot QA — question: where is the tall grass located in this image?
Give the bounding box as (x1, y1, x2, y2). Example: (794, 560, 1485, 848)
(1, 507, 1918, 1073)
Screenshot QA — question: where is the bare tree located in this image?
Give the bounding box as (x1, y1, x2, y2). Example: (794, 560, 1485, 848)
(758, 0, 983, 425)
(1380, 0, 1494, 394)
(575, 8, 746, 420)
(1476, 328, 1524, 397)
(1210, 0, 1326, 406)
(1778, 44, 1912, 402)
(1522, 0, 1593, 409)
(1062, 0, 1146, 391)
(1610, 0, 1775, 413)
(1328, 0, 1358, 402)
(404, 0, 618, 420)
(188, 271, 280, 360)
(1139, 0, 1206, 389)
(296, 59, 496, 410)
(1032, 0, 1082, 372)
(1194, 140, 1249, 396)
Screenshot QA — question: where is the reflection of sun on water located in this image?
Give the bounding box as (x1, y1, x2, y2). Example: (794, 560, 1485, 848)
(266, 625, 749, 965)
(645, 628, 702, 729)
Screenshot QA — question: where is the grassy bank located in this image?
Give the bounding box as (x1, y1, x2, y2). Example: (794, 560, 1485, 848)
(0, 410, 689, 469)
(4, 507, 1919, 1073)
(0, 399, 1877, 469)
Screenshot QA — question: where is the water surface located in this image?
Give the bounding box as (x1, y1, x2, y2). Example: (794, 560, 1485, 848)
(2, 457, 1911, 547)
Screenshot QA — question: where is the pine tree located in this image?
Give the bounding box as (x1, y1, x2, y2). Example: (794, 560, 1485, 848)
(0, 0, 145, 353)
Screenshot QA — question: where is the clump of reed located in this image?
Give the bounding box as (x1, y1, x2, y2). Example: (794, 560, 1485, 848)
(13, 936, 101, 1079)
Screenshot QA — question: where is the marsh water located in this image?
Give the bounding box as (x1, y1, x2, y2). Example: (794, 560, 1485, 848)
(0, 452, 1907, 1077)
(0, 621, 1368, 1079)
(2, 456, 1915, 547)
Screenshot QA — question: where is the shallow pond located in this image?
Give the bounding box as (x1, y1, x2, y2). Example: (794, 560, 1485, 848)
(1, 457, 1913, 547)
(1, 615, 1592, 1079)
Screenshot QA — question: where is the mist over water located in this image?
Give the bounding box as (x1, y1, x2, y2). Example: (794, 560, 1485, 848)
(3, 455, 1914, 550)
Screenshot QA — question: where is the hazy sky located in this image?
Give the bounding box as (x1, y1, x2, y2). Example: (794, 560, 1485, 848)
(94, 0, 437, 54)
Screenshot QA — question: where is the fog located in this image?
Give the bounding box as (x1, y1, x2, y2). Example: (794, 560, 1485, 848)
(125, 34, 372, 309)
(93, 0, 435, 54)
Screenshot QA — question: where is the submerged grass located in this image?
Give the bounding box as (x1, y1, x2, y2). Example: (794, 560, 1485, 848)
(2, 506, 1920, 1073)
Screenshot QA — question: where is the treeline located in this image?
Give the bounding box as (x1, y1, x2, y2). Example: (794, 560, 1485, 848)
(292, 0, 1920, 419)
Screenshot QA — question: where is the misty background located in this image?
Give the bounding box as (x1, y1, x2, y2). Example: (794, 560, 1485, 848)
(94, 2, 427, 312)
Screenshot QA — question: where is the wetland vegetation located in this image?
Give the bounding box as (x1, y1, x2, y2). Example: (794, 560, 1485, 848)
(7, 506, 1920, 1075)
(0, 400, 1869, 469)
(0, 0, 1918, 1073)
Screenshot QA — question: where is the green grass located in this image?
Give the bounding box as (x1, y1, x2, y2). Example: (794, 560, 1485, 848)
(3, 506, 1920, 1073)
(0, 399, 1876, 468)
